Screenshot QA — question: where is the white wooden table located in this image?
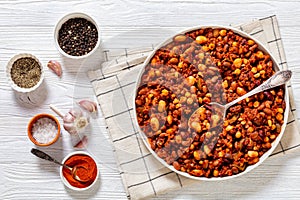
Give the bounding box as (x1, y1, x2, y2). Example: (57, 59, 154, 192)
(1, 0, 300, 199)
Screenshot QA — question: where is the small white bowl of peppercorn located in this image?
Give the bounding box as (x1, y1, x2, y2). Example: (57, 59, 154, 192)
(54, 12, 100, 59)
(6, 53, 44, 93)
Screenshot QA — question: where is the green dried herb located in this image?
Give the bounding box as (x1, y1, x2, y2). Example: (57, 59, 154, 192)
(10, 57, 41, 88)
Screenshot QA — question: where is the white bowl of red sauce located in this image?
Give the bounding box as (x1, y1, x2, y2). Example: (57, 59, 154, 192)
(60, 151, 99, 191)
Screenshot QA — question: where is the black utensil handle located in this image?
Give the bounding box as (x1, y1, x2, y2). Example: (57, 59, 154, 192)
(31, 148, 60, 165)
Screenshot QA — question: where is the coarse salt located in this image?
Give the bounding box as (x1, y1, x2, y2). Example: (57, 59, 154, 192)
(32, 117, 58, 144)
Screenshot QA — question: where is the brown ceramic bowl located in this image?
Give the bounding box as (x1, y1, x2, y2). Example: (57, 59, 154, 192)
(27, 113, 61, 146)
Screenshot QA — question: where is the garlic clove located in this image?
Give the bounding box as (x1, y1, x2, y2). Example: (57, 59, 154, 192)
(63, 112, 75, 123)
(47, 60, 62, 77)
(74, 135, 88, 149)
(78, 100, 98, 113)
(63, 122, 78, 135)
(69, 108, 83, 118)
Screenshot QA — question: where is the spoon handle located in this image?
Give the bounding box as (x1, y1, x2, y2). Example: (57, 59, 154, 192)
(260, 70, 292, 90)
(31, 148, 64, 167)
(227, 70, 292, 108)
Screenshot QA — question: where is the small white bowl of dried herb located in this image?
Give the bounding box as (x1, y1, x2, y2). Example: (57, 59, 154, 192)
(54, 12, 100, 59)
(6, 53, 44, 93)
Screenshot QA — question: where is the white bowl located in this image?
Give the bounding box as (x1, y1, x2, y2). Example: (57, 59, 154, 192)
(60, 151, 99, 191)
(133, 25, 290, 181)
(6, 53, 44, 93)
(54, 12, 101, 59)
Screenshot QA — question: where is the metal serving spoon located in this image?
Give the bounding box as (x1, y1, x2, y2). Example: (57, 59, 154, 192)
(31, 148, 90, 183)
(189, 70, 292, 127)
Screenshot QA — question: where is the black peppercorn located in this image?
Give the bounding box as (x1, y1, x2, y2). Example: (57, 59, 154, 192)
(58, 18, 98, 57)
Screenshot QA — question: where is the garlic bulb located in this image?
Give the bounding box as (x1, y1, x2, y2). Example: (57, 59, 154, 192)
(63, 107, 89, 135)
